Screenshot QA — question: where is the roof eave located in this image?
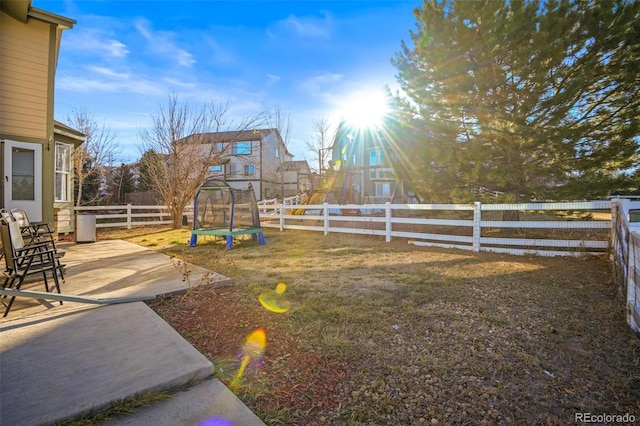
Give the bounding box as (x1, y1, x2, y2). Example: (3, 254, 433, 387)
(28, 7, 75, 29)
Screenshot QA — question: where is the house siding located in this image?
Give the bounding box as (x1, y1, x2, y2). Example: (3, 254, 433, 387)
(0, 5, 77, 230)
(0, 11, 50, 140)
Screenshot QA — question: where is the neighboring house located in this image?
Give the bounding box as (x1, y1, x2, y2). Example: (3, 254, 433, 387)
(199, 128, 309, 200)
(280, 160, 312, 197)
(0, 0, 81, 232)
(330, 120, 411, 203)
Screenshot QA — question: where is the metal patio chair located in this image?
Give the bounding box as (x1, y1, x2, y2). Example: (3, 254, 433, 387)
(10, 208, 66, 282)
(0, 219, 65, 317)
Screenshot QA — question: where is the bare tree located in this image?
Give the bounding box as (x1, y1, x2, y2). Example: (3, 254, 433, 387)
(66, 108, 119, 206)
(139, 94, 267, 229)
(306, 116, 336, 173)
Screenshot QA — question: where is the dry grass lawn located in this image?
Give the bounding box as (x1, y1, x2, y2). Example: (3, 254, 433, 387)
(98, 226, 640, 425)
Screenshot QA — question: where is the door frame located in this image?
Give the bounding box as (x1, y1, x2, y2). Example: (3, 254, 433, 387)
(3, 139, 43, 222)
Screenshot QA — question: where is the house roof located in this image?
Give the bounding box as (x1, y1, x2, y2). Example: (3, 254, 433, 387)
(196, 128, 278, 142)
(281, 160, 311, 173)
(54, 120, 85, 142)
(1, 0, 75, 28)
(192, 128, 294, 157)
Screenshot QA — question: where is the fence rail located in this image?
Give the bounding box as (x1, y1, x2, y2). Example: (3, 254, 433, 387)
(74, 205, 194, 229)
(258, 200, 615, 257)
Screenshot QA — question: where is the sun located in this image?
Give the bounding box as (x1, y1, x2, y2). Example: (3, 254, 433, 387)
(338, 89, 390, 129)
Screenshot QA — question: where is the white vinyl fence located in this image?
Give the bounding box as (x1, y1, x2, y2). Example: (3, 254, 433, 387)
(74, 205, 194, 229)
(258, 200, 614, 257)
(74, 199, 640, 337)
(611, 199, 640, 337)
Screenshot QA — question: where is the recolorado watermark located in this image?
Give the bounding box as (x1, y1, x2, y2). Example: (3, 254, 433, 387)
(575, 412, 636, 423)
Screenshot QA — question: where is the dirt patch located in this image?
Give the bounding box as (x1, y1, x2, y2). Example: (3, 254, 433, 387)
(101, 227, 640, 425)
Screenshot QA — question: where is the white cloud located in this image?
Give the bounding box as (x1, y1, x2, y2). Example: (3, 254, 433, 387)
(299, 71, 344, 98)
(88, 66, 129, 79)
(278, 12, 333, 38)
(57, 70, 165, 96)
(64, 29, 129, 58)
(163, 78, 196, 89)
(266, 74, 280, 85)
(134, 18, 196, 67)
(203, 36, 235, 64)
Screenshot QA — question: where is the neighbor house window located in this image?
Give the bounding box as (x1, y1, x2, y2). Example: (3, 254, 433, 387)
(229, 164, 238, 175)
(244, 164, 255, 176)
(233, 141, 252, 155)
(55, 142, 72, 202)
(375, 182, 391, 198)
(370, 150, 384, 167)
(208, 165, 222, 173)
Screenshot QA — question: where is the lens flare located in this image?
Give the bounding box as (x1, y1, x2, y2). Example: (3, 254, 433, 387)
(259, 282, 291, 313)
(231, 328, 266, 388)
(198, 418, 235, 426)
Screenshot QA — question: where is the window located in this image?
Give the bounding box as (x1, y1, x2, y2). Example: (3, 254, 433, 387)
(55, 142, 72, 202)
(370, 150, 384, 167)
(208, 165, 222, 173)
(233, 141, 252, 155)
(275, 146, 279, 158)
(230, 164, 238, 175)
(244, 164, 255, 176)
(375, 183, 391, 198)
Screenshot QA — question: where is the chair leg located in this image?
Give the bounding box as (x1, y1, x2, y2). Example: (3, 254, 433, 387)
(3, 276, 22, 318)
(42, 271, 50, 293)
(56, 258, 65, 283)
(50, 268, 63, 306)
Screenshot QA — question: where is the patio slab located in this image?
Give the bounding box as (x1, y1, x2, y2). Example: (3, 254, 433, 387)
(0, 240, 264, 426)
(0, 302, 213, 425)
(4, 240, 231, 319)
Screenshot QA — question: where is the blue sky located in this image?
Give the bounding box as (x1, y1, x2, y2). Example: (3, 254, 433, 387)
(38, 0, 418, 165)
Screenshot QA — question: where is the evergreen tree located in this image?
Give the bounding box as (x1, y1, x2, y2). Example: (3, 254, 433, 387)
(137, 149, 163, 192)
(74, 158, 102, 205)
(391, 0, 639, 202)
(107, 163, 136, 204)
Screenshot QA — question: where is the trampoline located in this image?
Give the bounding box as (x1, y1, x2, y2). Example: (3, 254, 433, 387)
(190, 178, 265, 249)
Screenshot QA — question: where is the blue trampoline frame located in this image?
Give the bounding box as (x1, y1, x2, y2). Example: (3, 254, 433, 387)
(189, 179, 265, 249)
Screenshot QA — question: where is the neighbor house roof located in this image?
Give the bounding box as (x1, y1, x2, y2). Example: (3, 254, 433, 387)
(280, 160, 311, 173)
(192, 128, 293, 157)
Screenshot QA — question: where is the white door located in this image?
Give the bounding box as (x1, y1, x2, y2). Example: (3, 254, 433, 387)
(3, 140, 42, 222)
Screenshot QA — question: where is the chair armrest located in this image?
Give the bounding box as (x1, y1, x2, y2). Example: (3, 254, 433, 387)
(14, 241, 57, 256)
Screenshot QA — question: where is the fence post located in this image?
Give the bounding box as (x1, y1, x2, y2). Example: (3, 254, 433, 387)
(611, 199, 621, 261)
(279, 203, 285, 231)
(627, 232, 639, 336)
(473, 202, 481, 252)
(127, 204, 132, 230)
(385, 202, 392, 242)
(324, 202, 329, 236)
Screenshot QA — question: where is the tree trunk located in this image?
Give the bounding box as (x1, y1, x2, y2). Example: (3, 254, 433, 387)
(501, 209, 520, 235)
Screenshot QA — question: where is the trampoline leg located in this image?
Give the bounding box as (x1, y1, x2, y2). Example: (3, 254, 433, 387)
(226, 235, 234, 249)
(259, 233, 265, 245)
(190, 234, 198, 247)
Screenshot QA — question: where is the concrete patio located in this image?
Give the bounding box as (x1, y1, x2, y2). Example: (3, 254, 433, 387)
(0, 240, 265, 426)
